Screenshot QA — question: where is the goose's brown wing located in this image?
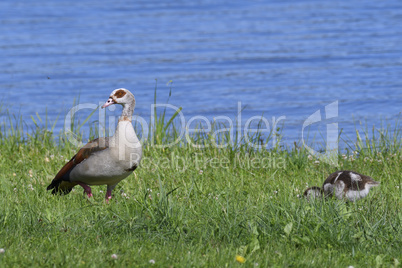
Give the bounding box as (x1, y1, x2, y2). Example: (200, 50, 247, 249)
(47, 137, 109, 195)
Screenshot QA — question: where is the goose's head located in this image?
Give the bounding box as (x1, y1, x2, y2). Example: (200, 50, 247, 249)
(102, 88, 135, 108)
(303, 186, 323, 201)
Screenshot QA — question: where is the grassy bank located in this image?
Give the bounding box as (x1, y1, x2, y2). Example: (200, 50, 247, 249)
(0, 108, 401, 267)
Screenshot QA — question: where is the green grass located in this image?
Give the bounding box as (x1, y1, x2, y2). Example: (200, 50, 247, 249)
(0, 104, 401, 267)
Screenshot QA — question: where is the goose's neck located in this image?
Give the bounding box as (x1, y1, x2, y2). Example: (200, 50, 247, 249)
(119, 102, 135, 122)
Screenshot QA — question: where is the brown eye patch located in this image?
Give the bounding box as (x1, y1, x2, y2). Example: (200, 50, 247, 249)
(114, 89, 126, 98)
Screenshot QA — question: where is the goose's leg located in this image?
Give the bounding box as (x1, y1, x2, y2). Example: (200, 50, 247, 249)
(105, 190, 112, 201)
(105, 185, 116, 203)
(77, 182, 93, 198)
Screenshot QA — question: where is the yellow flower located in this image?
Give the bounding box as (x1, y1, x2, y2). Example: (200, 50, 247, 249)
(236, 255, 246, 263)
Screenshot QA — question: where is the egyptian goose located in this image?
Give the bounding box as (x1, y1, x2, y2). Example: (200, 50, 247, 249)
(47, 88, 142, 201)
(304, 170, 380, 202)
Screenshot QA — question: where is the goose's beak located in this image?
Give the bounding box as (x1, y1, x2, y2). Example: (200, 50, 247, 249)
(102, 97, 115, 108)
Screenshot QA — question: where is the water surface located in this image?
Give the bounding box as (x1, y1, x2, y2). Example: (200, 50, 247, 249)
(1, 0, 401, 148)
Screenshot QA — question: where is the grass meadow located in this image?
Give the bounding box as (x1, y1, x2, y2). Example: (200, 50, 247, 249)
(0, 100, 401, 267)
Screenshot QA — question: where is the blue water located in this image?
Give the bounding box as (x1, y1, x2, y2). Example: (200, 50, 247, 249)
(1, 0, 401, 148)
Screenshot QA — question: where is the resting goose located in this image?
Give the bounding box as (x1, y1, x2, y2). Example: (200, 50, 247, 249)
(47, 88, 142, 201)
(304, 170, 380, 202)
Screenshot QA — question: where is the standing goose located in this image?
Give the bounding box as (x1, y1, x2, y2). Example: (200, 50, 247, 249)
(304, 170, 380, 202)
(47, 88, 142, 201)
